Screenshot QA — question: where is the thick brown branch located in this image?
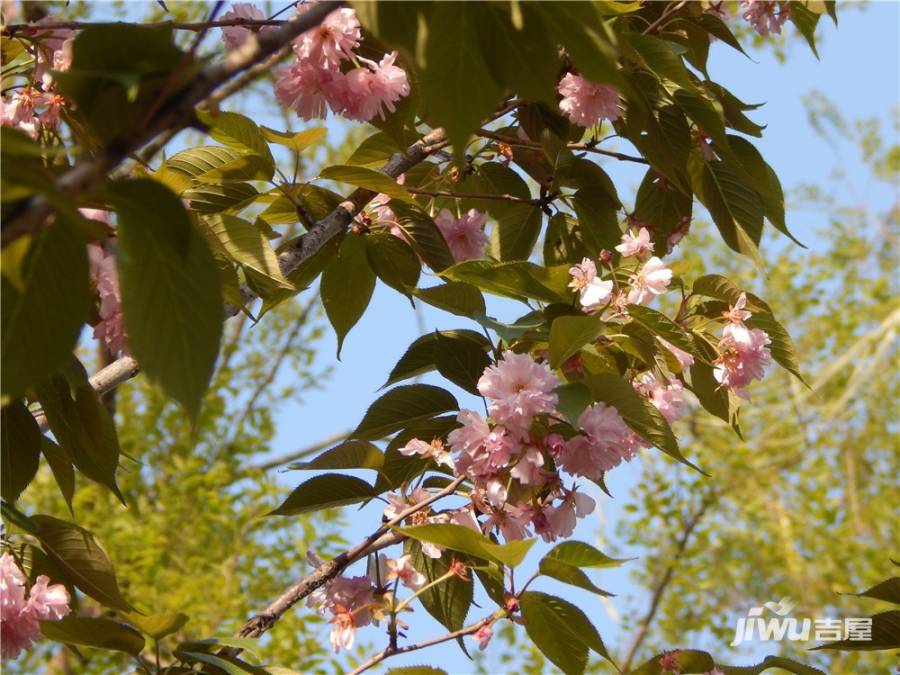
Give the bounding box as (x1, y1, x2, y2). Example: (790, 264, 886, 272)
(1, 0, 342, 248)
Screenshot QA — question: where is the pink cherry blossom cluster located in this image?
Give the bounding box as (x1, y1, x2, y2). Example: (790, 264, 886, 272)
(713, 293, 772, 399)
(741, 0, 791, 37)
(0, 19, 73, 139)
(255, 2, 409, 122)
(1, 553, 71, 660)
(219, 3, 275, 50)
(569, 227, 674, 315)
(557, 72, 621, 128)
(434, 208, 490, 263)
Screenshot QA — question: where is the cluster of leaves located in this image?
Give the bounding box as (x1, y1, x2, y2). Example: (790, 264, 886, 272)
(0, 1, 846, 673)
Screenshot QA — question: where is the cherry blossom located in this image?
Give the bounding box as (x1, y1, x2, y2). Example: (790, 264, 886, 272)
(341, 52, 411, 122)
(220, 3, 273, 50)
(1, 553, 70, 660)
(399, 437, 454, 470)
(477, 351, 559, 435)
(568, 257, 613, 310)
(542, 486, 596, 541)
(626, 256, 673, 305)
(474, 624, 493, 650)
(557, 73, 620, 127)
(657, 337, 695, 369)
(714, 325, 771, 399)
(88, 242, 127, 356)
(434, 208, 489, 262)
(615, 227, 655, 259)
(293, 5, 361, 68)
(558, 402, 637, 479)
(385, 555, 426, 590)
(741, 0, 790, 37)
(274, 60, 338, 120)
(636, 373, 687, 424)
(659, 649, 681, 673)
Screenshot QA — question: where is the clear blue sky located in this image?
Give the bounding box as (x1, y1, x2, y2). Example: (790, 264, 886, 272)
(94, 2, 900, 671)
(256, 5, 900, 672)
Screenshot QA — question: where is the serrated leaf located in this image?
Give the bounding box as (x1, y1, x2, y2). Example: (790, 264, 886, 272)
(32, 515, 132, 612)
(434, 332, 492, 395)
(352, 385, 458, 441)
(123, 611, 189, 640)
(1, 217, 89, 400)
(41, 437, 75, 514)
(387, 668, 448, 675)
(320, 165, 414, 202)
(0, 401, 41, 503)
(790, 3, 821, 57)
(35, 359, 124, 503)
(398, 524, 534, 567)
(321, 234, 376, 357)
(543, 540, 630, 568)
(288, 440, 383, 472)
(366, 232, 420, 296)
(195, 153, 273, 183)
(494, 203, 543, 262)
(392, 203, 455, 273)
(571, 187, 622, 255)
(746, 312, 806, 384)
(443, 259, 569, 304)
(197, 110, 274, 169)
(812, 610, 900, 650)
(203, 214, 291, 289)
(41, 617, 145, 655)
(269, 474, 376, 516)
(519, 591, 612, 675)
(164, 146, 245, 179)
(716, 655, 827, 675)
(696, 160, 764, 262)
(183, 182, 258, 214)
(549, 315, 604, 369)
(626, 305, 695, 354)
(854, 577, 900, 605)
(177, 651, 266, 675)
(408, 542, 473, 642)
(384, 330, 489, 390)
(413, 282, 486, 318)
(110, 179, 222, 417)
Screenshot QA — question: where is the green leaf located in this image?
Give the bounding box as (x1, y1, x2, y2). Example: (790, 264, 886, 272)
(555, 382, 593, 425)
(268, 474, 376, 516)
(366, 232, 421, 296)
(163, 146, 245, 181)
(182, 182, 258, 214)
(260, 125, 326, 152)
(855, 577, 900, 605)
(41, 437, 75, 514)
(519, 591, 612, 675)
(549, 315, 604, 369)
(177, 651, 267, 675)
(443, 259, 569, 304)
(538, 558, 613, 597)
(544, 212, 590, 266)
(352, 384, 458, 441)
(203, 214, 291, 289)
(434, 332, 492, 395)
(123, 611, 189, 640)
(626, 305, 695, 354)
(321, 234, 376, 357)
(35, 359, 124, 503)
(288, 440, 383, 472)
(543, 540, 631, 568)
(384, 329, 488, 388)
(176, 636, 260, 657)
(419, 2, 504, 152)
(398, 524, 534, 567)
(675, 88, 728, 148)
(626, 33, 693, 92)
(197, 110, 275, 168)
(571, 187, 622, 254)
(1, 217, 89, 400)
(110, 179, 222, 417)
(194, 153, 274, 183)
(32, 514, 133, 612)
(695, 159, 764, 262)
(408, 541, 473, 640)
(533, 3, 621, 86)
(746, 312, 806, 384)
(790, 3, 821, 57)
(346, 130, 415, 167)
(633, 168, 692, 252)
(320, 165, 414, 202)
(494, 204, 543, 262)
(584, 373, 703, 473)
(413, 282, 486, 318)
(0, 401, 41, 503)
(392, 203, 455, 273)
(40, 617, 145, 655)
(387, 668, 448, 675)
(689, 339, 730, 423)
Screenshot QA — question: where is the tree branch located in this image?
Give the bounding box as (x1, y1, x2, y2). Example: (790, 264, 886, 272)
(250, 430, 349, 471)
(3, 18, 288, 34)
(404, 187, 541, 205)
(1, 0, 343, 248)
(476, 129, 649, 165)
(225, 476, 465, 654)
(620, 497, 712, 671)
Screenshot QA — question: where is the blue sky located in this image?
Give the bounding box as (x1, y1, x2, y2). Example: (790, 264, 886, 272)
(91, 1, 899, 671)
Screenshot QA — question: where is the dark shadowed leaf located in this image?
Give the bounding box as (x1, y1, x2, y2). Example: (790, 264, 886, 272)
(269, 474, 375, 516)
(41, 437, 75, 514)
(32, 515, 132, 611)
(366, 232, 421, 296)
(321, 234, 376, 357)
(41, 617, 145, 655)
(288, 440, 383, 472)
(434, 333, 492, 395)
(627, 305, 695, 354)
(413, 282, 486, 318)
(352, 385, 458, 441)
(408, 542, 473, 645)
(812, 610, 900, 652)
(538, 558, 613, 597)
(110, 179, 222, 417)
(0, 401, 41, 503)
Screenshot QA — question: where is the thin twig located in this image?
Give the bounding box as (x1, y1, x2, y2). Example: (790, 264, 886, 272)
(251, 430, 349, 471)
(405, 187, 540, 205)
(476, 129, 649, 165)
